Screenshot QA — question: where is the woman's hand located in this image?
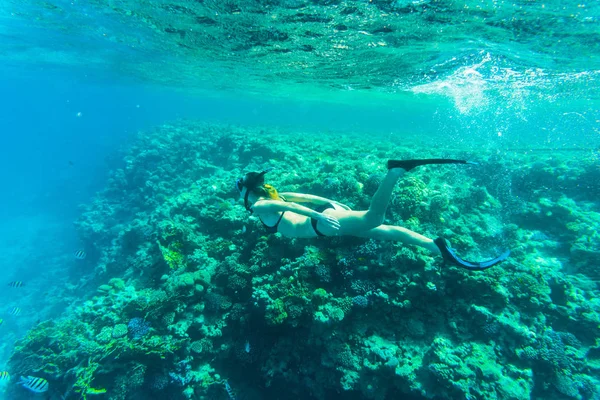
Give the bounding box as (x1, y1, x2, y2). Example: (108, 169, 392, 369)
(317, 213, 340, 231)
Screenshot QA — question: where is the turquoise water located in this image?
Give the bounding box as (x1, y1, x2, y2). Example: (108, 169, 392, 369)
(0, 0, 599, 399)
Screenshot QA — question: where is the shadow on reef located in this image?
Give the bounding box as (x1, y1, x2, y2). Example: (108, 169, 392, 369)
(4, 123, 600, 400)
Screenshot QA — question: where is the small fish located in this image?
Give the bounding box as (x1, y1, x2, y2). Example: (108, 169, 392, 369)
(0, 371, 9, 380)
(10, 307, 21, 316)
(244, 341, 251, 353)
(242, 225, 247, 234)
(0, 318, 3, 326)
(74, 250, 87, 260)
(19, 376, 49, 393)
(8, 281, 24, 288)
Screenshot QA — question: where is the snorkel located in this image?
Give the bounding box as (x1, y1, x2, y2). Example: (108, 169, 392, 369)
(235, 167, 274, 213)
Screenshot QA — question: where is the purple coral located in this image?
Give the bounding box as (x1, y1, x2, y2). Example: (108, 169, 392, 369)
(128, 317, 151, 339)
(352, 295, 369, 308)
(314, 264, 332, 282)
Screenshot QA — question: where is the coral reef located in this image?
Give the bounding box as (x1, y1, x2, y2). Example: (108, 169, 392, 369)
(5, 123, 600, 400)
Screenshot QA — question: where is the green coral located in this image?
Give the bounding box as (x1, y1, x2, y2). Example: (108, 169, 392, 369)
(112, 324, 128, 339)
(265, 298, 288, 326)
(312, 288, 329, 304)
(159, 241, 187, 270)
(394, 176, 428, 220)
(73, 358, 104, 400)
(95, 327, 113, 344)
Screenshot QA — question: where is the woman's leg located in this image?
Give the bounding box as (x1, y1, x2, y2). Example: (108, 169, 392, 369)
(363, 168, 405, 227)
(333, 168, 406, 235)
(356, 224, 441, 255)
(348, 159, 470, 232)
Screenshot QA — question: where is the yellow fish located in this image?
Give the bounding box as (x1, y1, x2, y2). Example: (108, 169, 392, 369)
(86, 387, 107, 395)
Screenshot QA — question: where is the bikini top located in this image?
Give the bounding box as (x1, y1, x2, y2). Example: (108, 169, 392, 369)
(245, 194, 286, 234)
(260, 212, 286, 233)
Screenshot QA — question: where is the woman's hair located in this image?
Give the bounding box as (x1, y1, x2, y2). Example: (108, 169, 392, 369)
(252, 184, 283, 200)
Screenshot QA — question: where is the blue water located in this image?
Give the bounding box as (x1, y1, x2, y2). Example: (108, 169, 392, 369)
(1, 0, 600, 398)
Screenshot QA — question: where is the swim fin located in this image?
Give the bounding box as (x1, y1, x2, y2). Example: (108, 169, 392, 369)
(434, 237, 510, 271)
(387, 159, 478, 172)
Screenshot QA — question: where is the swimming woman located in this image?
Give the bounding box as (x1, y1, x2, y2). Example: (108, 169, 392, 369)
(235, 159, 510, 270)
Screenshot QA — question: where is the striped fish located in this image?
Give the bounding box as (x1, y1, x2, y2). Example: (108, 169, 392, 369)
(74, 250, 87, 260)
(224, 380, 236, 400)
(8, 281, 23, 288)
(19, 376, 49, 393)
(10, 307, 21, 316)
(0, 371, 9, 381)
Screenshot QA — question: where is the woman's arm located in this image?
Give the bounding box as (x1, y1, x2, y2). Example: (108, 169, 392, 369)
(279, 192, 352, 210)
(279, 192, 329, 204)
(251, 200, 340, 230)
(252, 199, 320, 218)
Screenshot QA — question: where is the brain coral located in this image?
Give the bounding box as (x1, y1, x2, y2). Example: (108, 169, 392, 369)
(112, 323, 128, 339)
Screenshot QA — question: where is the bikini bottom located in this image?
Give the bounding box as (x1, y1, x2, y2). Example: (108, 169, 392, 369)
(311, 202, 335, 237)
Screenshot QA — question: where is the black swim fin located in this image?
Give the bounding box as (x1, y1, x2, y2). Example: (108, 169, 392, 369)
(434, 237, 510, 271)
(387, 159, 478, 172)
